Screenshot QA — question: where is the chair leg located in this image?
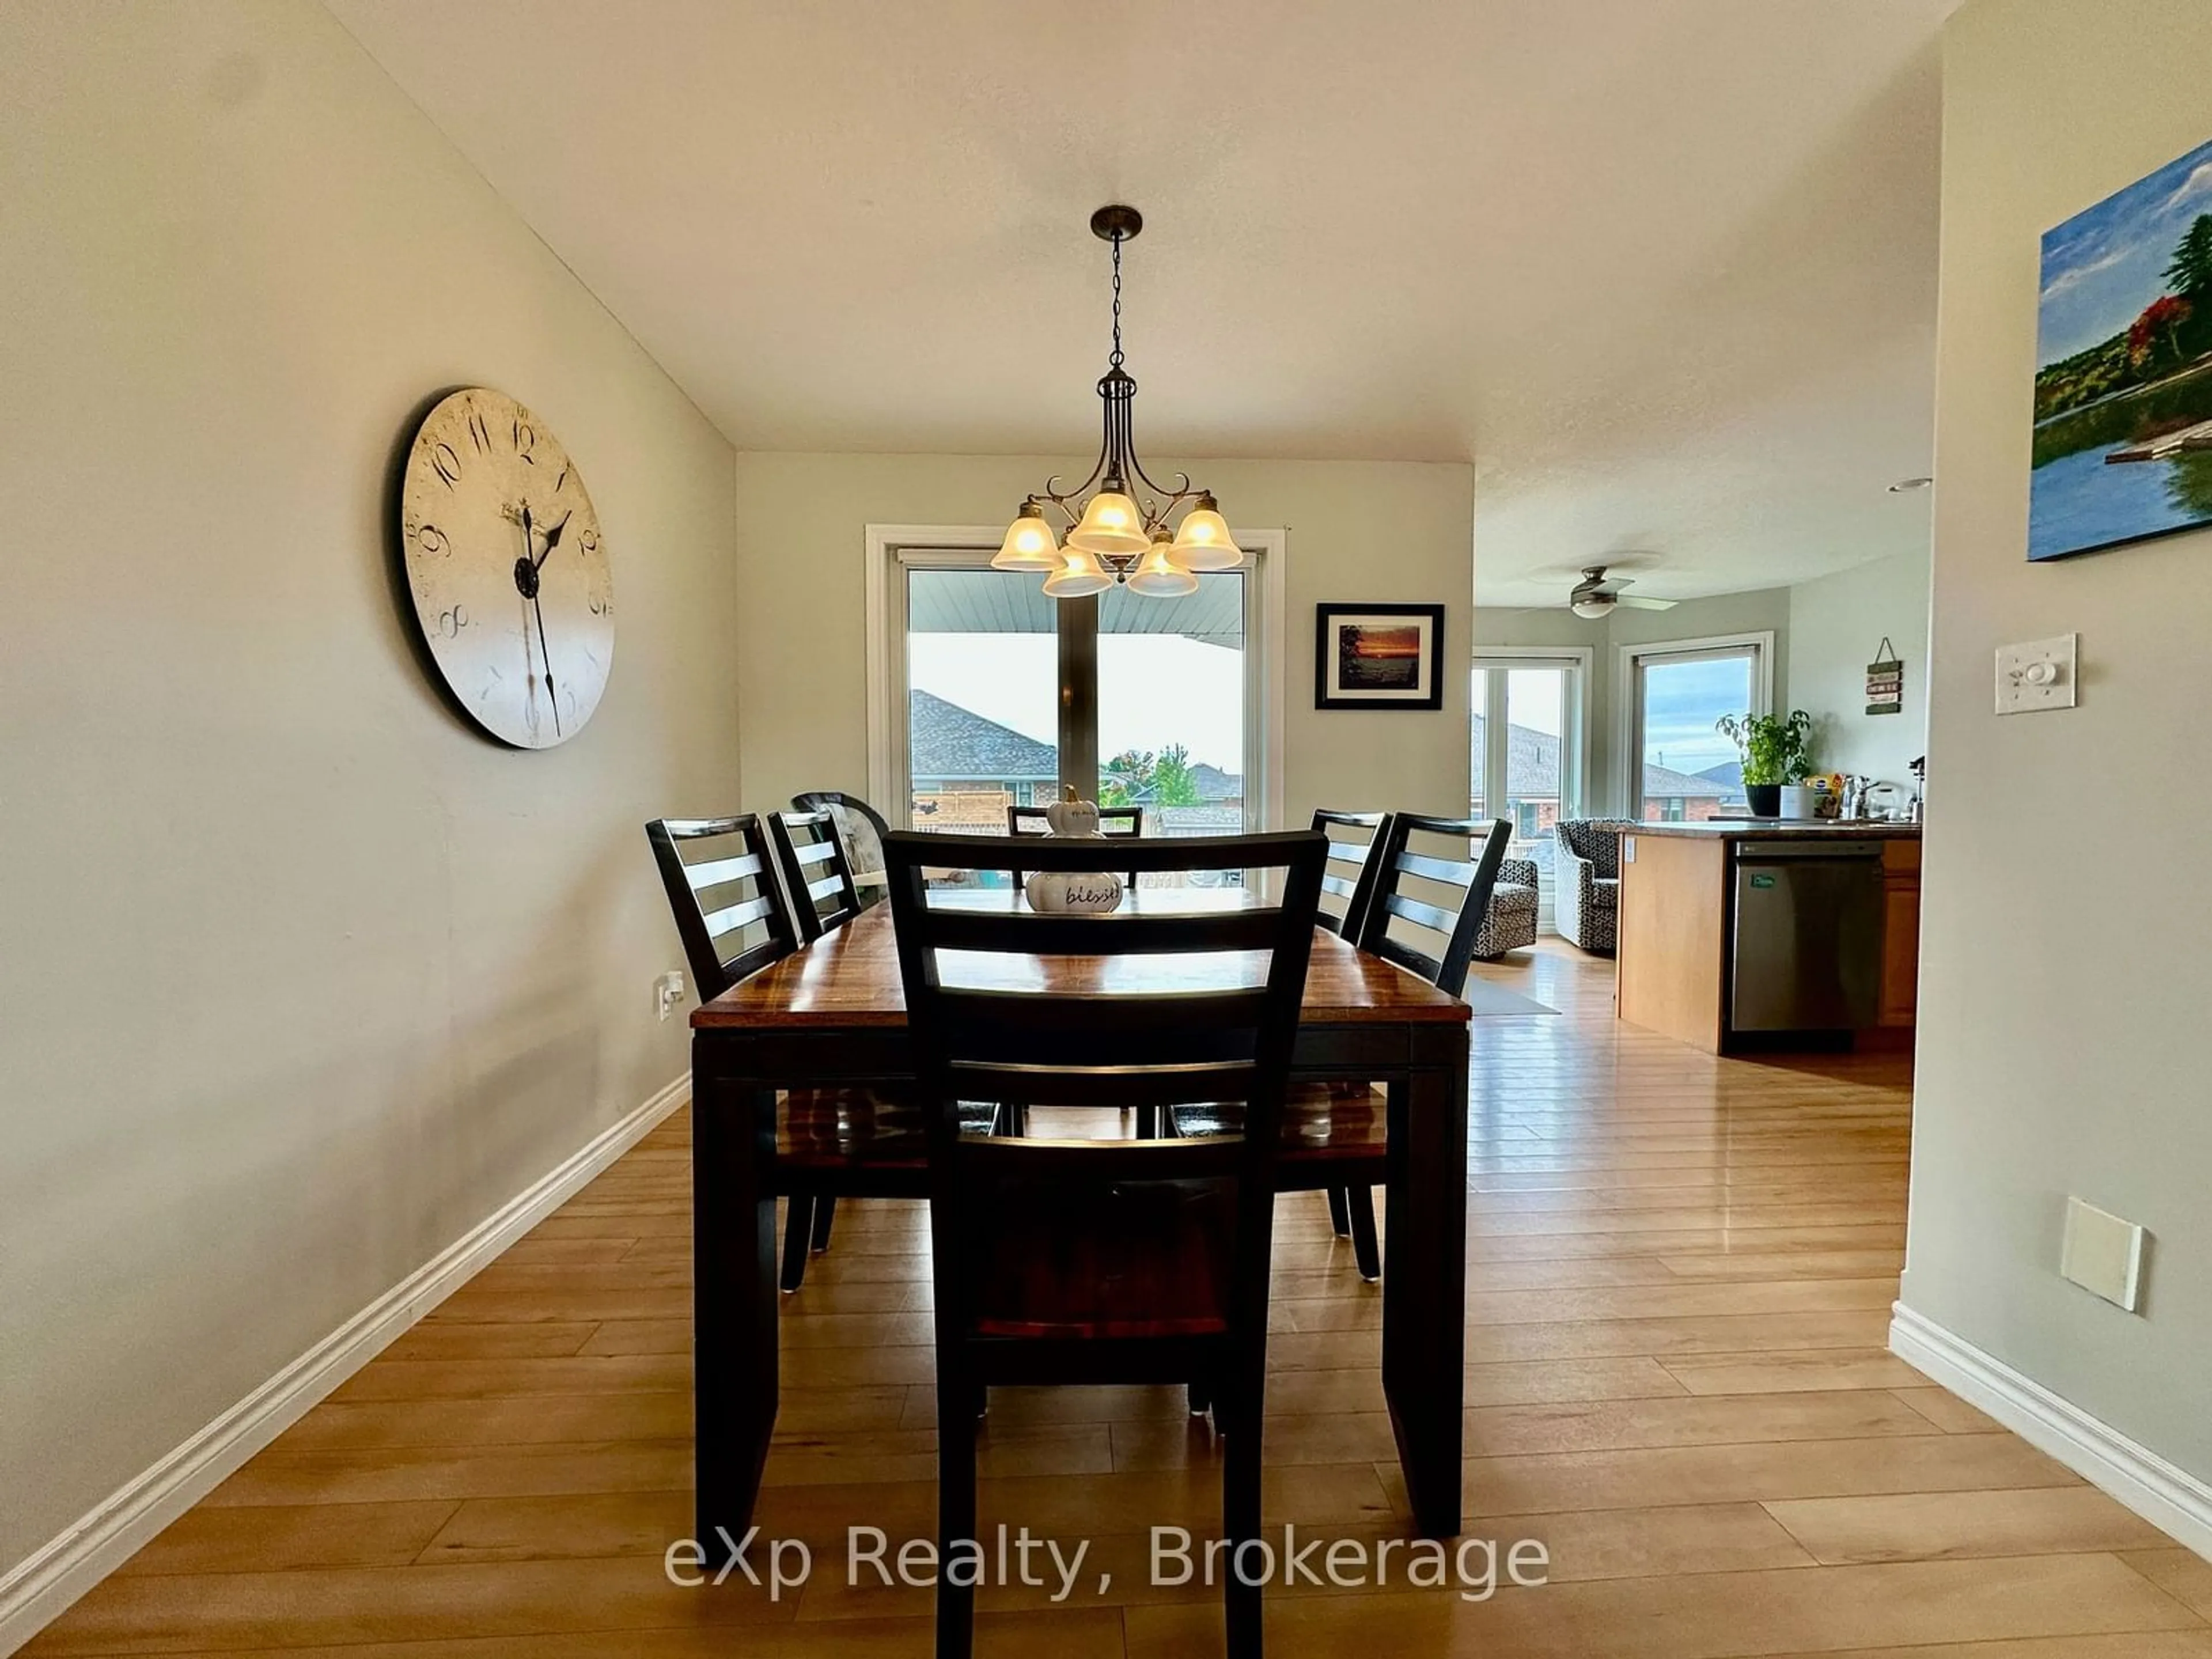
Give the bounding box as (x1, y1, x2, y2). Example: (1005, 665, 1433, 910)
(779, 1196, 812, 1293)
(1222, 1374, 1265, 1659)
(1346, 1185, 1381, 1283)
(936, 1358, 980, 1659)
(809, 1195, 836, 1253)
(1325, 1185, 1351, 1237)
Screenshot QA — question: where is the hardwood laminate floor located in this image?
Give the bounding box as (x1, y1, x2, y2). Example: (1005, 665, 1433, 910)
(26, 943, 2208, 1658)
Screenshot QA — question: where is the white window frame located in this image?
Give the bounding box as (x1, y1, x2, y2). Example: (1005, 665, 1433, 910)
(1469, 645, 1593, 828)
(1615, 630, 1775, 817)
(863, 524, 1287, 834)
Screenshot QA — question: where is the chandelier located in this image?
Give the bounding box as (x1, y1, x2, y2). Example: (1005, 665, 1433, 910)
(992, 205, 1240, 600)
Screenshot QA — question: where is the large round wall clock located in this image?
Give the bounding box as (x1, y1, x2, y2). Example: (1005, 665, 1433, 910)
(397, 388, 613, 748)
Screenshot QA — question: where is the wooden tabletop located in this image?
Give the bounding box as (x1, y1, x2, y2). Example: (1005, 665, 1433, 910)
(694, 888, 1472, 1030)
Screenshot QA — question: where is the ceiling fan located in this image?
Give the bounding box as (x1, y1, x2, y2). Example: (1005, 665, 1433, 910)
(1566, 565, 1676, 620)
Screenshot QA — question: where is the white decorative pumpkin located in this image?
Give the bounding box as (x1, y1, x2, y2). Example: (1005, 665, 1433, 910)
(1044, 797, 1104, 838)
(1024, 870, 1125, 914)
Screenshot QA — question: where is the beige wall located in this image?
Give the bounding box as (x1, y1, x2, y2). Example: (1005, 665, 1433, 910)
(1474, 587, 1793, 815)
(0, 0, 739, 1577)
(1787, 550, 1932, 786)
(1906, 0, 2212, 1484)
(732, 452, 1474, 824)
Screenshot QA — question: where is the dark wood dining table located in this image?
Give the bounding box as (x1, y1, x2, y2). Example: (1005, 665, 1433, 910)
(687, 888, 1473, 1547)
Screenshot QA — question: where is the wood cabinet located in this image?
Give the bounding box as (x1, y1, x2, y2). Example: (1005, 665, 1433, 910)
(1615, 831, 1730, 1052)
(1878, 838, 1922, 1028)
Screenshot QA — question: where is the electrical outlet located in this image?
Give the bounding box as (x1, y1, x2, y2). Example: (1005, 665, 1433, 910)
(656, 971, 685, 1022)
(1996, 633, 2078, 715)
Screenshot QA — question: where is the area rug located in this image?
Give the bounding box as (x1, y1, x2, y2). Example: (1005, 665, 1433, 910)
(1461, 979, 1557, 1017)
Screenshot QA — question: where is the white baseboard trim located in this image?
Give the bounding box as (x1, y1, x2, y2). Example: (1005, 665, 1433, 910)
(0, 1073, 689, 1657)
(1891, 1302, 2212, 1562)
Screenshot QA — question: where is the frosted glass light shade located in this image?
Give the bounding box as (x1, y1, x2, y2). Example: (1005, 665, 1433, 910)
(1041, 544, 1113, 599)
(1065, 491, 1148, 555)
(1169, 504, 1241, 571)
(1126, 533, 1198, 598)
(991, 505, 1058, 571)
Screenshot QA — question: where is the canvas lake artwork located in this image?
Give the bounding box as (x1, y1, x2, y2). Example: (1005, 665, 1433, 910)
(2033, 135, 2212, 560)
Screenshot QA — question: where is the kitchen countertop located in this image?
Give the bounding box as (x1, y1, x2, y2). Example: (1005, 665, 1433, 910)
(1625, 820, 1921, 840)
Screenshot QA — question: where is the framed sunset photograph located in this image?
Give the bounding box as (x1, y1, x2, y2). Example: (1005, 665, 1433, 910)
(2033, 134, 2212, 560)
(1315, 603, 1446, 709)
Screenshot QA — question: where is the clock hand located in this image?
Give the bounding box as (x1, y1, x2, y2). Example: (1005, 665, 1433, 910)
(531, 590, 562, 737)
(532, 510, 573, 571)
(513, 503, 543, 601)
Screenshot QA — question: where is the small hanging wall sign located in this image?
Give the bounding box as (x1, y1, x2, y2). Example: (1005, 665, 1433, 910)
(1866, 638, 1904, 717)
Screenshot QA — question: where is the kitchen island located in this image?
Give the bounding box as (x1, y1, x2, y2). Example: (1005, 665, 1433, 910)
(1615, 820, 1921, 1053)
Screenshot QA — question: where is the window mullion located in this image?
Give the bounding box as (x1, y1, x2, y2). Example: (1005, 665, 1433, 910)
(1058, 594, 1099, 802)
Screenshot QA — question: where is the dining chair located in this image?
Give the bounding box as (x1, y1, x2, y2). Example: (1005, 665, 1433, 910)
(646, 815, 921, 1290)
(790, 790, 893, 908)
(769, 808, 865, 944)
(884, 828, 1327, 1659)
(1310, 807, 1387, 939)
(1006, 802, 1143, 889)
(1177, 813, 1512, 1282)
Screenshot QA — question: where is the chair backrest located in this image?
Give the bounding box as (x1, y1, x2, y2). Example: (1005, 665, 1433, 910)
(1309, 808, 1387, 939)
(769, 808, 865, 944)
(791, 791, 892, 884)
(644, 815, 797, 1002)
(883, 830, 1327, 1342)
(1559, 817, 1632, 877)
(1006, 803, 1144, 887)
(1355, 813, 1513, 998)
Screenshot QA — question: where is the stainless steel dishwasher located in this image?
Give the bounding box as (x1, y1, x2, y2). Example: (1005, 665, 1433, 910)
(1730, 839, 1885, 1032)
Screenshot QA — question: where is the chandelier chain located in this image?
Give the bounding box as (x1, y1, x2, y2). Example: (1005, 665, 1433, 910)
(1109, 232, 1124, 370)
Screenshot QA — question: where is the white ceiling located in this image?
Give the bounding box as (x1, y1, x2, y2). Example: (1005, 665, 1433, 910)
(327, 0, 1950, 606)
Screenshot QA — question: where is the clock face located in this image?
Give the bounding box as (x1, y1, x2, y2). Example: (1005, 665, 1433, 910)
(398, 388, 613, 748)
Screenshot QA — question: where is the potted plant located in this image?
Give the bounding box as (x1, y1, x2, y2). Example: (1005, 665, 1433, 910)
(1716, 710, 1816, 817)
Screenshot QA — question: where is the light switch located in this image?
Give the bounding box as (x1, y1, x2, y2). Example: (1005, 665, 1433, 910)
(2061, 1196, 2145, 1312)
(1996, 634, 2078, 714)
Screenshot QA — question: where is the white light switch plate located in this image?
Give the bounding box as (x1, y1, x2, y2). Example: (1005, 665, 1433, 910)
(2061, 1196, 2145, 1312)
(1996, 633, 2078, 714)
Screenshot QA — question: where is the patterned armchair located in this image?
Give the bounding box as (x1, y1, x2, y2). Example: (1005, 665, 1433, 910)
(1555, 819, 1636, 954)
(1471, 857, 1540, 960)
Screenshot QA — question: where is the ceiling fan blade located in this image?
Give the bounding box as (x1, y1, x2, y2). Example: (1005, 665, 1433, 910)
(1615, 594, 1676, 611)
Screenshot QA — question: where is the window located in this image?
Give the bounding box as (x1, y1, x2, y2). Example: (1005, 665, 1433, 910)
(1471, 650, 1589, 926)
(1096, 575, 1249, 847)
(1619, 633, 1773, 821)
(905, 567, 1059, 838)
(871, 533, 1281, 887)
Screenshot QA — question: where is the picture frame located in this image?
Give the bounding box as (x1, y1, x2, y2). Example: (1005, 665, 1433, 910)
(1314, 604, 1446, 710)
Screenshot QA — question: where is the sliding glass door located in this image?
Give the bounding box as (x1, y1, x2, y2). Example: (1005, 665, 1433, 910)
(894, 548, 1256, 884)
(1623, 635, 1770, 819)
(1471, 654, 1586, 925)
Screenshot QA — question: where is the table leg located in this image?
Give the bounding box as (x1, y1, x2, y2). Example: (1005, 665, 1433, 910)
(693, 1055, 779, 1560)
(1381, 1043, 1468, 1536)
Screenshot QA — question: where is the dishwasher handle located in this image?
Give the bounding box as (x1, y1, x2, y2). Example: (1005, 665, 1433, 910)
(1732, 842, 1887, 863)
